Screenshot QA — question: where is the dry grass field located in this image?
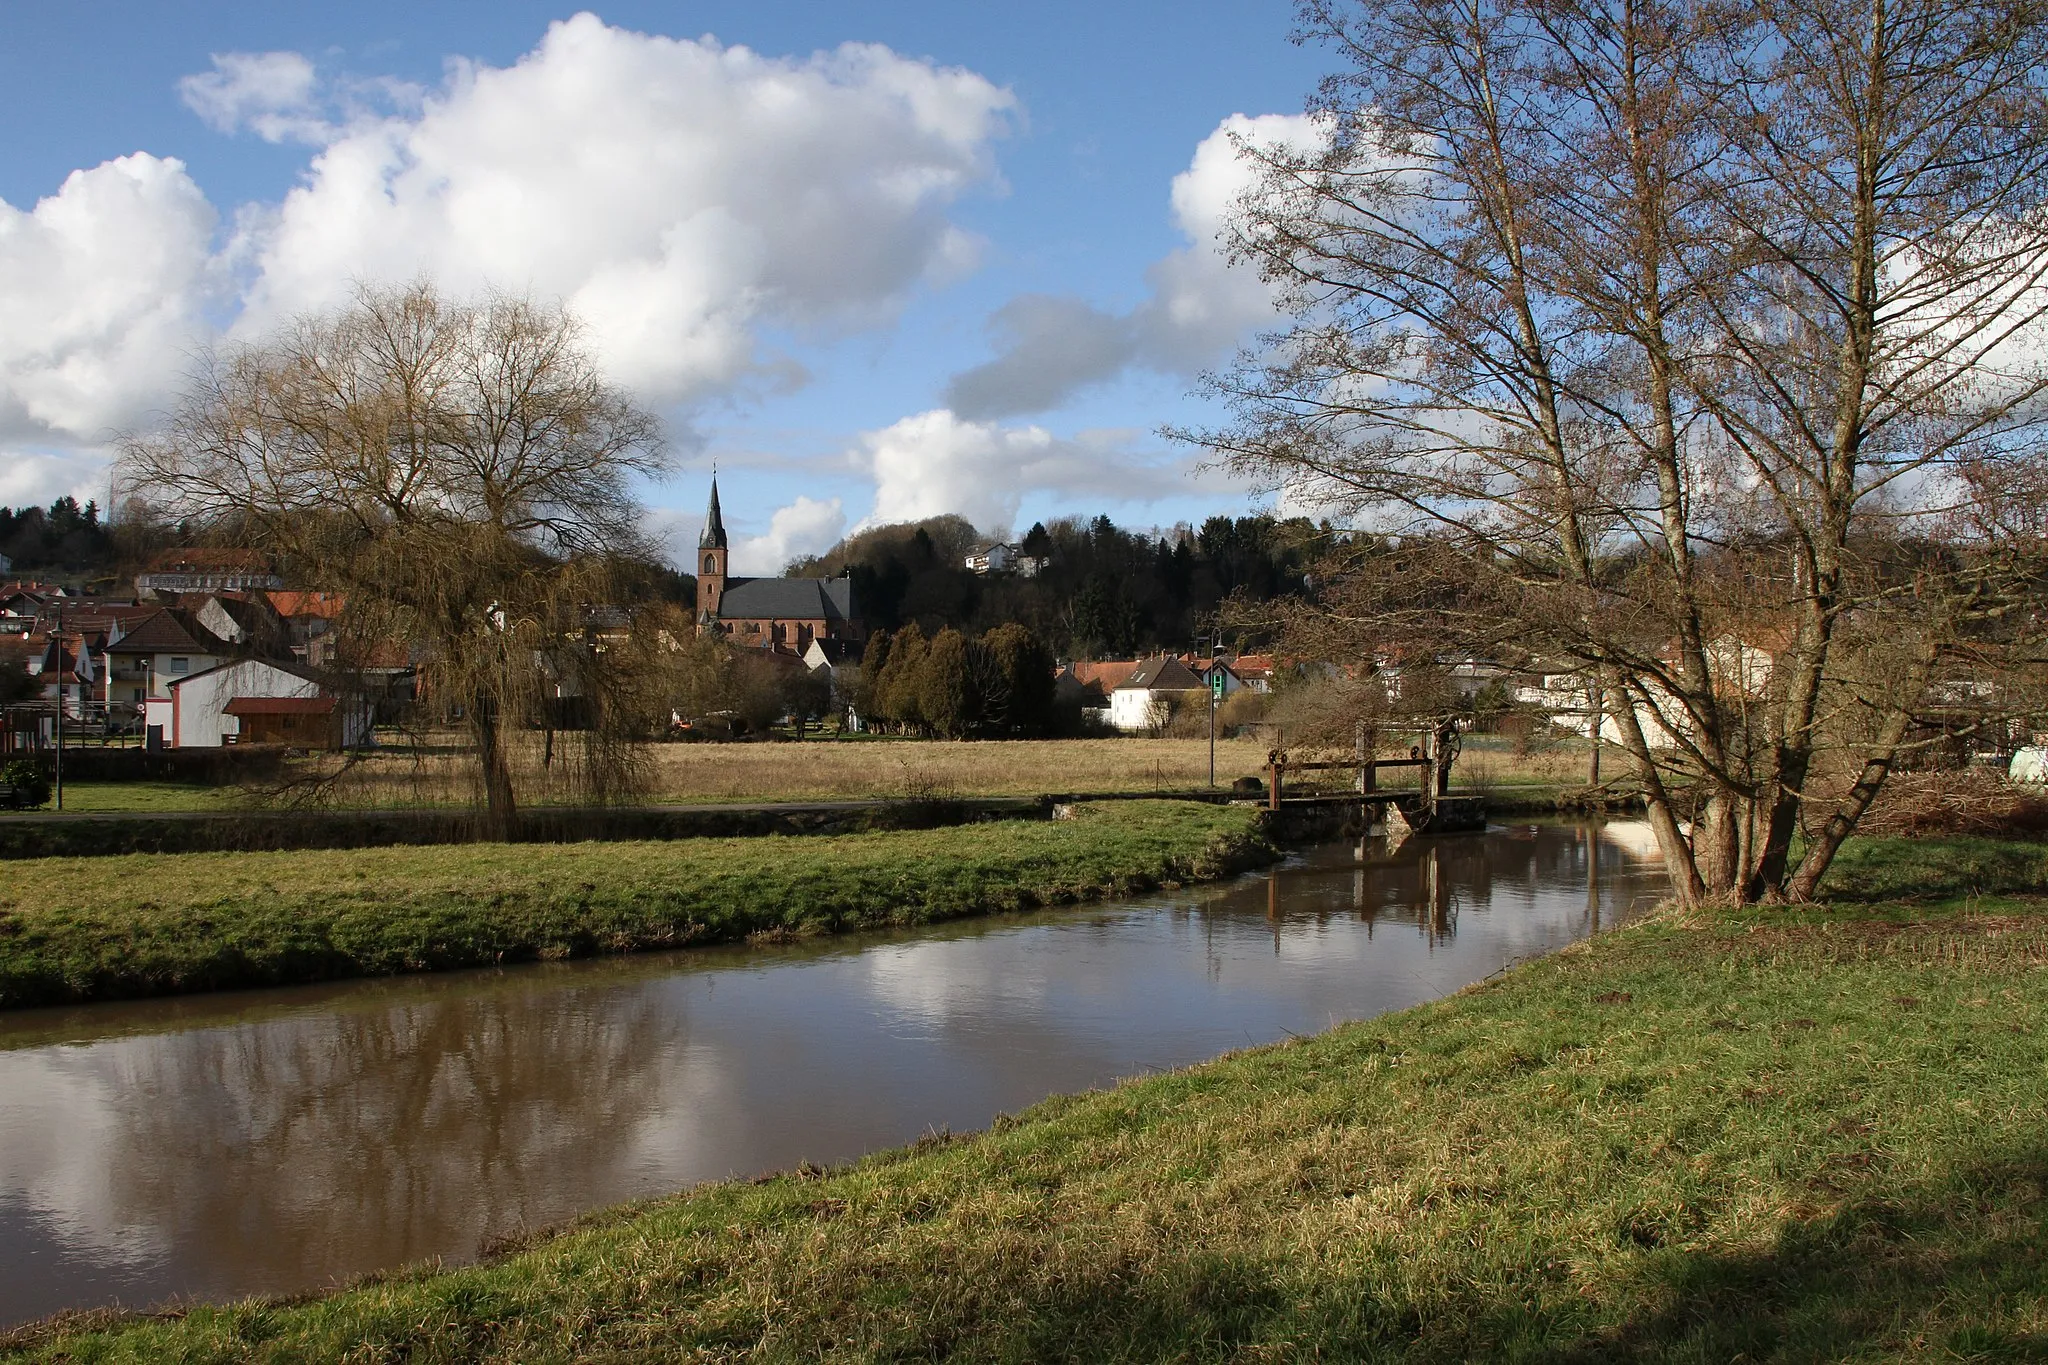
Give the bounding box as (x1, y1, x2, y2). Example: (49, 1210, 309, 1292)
(298, 736, 1286, 808)
(309, 733, 1596, 808)
(50, 733, 1604, 813)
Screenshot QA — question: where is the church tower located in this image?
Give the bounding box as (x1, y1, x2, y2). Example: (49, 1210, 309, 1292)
(696, 477, 729, 624)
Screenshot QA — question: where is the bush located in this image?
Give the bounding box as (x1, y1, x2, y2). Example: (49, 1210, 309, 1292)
(2, 757, 52, 808)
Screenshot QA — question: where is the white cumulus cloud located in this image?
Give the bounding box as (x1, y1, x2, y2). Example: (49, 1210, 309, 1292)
(0, 16, 1018, 511)
(0, 153, 219, 448)
(229, 14, 1016, 404)
(944, 112, 1320, 419)
(733, 495, 848, 574)
(857, 409, 1196, 532)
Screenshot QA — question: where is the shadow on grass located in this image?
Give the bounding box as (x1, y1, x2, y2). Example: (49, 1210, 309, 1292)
(1542, 1145, 2048, 1363)
(826, 1147, 2048, 1363)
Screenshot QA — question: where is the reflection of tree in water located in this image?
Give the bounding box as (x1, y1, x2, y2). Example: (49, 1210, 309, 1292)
(94, 986, 689, 1296)
(1235, 823, 1663, 948)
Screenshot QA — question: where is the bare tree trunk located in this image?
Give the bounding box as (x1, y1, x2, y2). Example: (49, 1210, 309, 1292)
(470, 696, 519, 837)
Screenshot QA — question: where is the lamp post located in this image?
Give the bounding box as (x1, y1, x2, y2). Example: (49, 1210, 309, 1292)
(1197, 634, 1225, 788)
(52, 635, 63, 811)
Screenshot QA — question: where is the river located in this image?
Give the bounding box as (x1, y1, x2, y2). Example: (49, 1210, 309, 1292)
(0, 819, 1665, 1327)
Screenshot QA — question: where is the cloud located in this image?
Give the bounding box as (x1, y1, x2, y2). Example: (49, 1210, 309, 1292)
(732, 495, 848, 573)
(0, 154, 219, 448)
(943, 113, 1320, 419)
(941, 296, 1137, 421)
(178, 52, 324, 143)
(857, 408, 1198, 531)
(229, 14, 1017, 404)
(0, 17, 1018, 512)
(0, 452, 111, 513)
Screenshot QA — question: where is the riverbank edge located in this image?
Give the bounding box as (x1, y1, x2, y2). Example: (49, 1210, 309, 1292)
(9, 834, 2044, 1361)
(0, 801, 1280, 1011)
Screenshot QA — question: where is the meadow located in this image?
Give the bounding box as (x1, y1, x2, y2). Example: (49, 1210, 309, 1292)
(41, 732, 1600, 814)
(0, 800, 1272, 1008)
(8, 832, 2043, 1361)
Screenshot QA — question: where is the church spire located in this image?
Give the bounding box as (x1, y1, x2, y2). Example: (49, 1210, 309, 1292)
(700, 475, 728, 550)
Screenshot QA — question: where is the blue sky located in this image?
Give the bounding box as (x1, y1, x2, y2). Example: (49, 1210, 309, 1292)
(0, 2, 1328, 572)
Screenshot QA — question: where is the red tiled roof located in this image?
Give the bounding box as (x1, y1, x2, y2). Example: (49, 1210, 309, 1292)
(224, 696, 336, 716)
(267, 590, 346, 619)
(1068, 660, 1140, 692)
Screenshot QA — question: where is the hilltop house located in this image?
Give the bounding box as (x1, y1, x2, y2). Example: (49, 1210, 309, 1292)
(694, 479, 863, 651)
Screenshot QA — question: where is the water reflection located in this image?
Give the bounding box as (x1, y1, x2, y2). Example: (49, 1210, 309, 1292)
(0, 820, 1664, 1326)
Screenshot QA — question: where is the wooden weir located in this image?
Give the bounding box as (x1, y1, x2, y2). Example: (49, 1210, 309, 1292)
(1263, 720, 1462, 815)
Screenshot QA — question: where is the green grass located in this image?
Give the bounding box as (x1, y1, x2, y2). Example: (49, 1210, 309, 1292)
(7, 835, 2044, 1361)
(36, 782, 243, 814)
(0, 802, 1272, 1010)
(1820, 834, 2048, 905)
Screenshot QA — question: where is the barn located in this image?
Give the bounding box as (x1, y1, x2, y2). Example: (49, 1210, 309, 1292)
(165, 659, 372, 749)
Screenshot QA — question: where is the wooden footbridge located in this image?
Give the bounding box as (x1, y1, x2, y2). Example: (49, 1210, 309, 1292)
(1262, 720, 1483, 835)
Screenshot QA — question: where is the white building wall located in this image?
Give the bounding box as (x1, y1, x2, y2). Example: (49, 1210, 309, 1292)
(171, 660, 320, 748)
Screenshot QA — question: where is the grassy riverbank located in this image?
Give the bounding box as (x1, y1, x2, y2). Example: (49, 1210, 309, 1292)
(0, 801, 1272, 1010)
(9, 835, 2045, 1361)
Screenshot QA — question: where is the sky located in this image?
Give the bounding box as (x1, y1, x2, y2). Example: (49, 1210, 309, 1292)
(0, 2, 1331, 574)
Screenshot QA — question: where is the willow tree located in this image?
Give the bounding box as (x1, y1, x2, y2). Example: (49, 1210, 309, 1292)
(123, 283, 667, 828)
(1203, 0, 2048, 902)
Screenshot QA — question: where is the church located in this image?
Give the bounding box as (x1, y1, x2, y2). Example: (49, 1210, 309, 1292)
(695, 479, 863, 651)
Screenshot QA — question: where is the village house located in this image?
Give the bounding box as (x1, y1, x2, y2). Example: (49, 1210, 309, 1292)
(1108, 656, 1208, 733)
(963, 543, 1041, 577)
(105, 609, 230, 700)
(1055, 659, 1141, 717)
(694, 479, 863, 651)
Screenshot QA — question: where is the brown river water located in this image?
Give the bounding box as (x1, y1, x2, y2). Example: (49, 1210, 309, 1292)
(0, 820, 1666, 1327)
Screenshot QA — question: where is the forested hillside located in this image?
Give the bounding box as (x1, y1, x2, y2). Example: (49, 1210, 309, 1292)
(788, 512, 1322, 656)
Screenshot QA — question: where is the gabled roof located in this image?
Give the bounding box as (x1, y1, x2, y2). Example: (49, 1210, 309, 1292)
(104, 609, 225, 655)
(1117, 656, 1206, 692)
(803, 637, 863, 667)
(1066, 660, 1140, 693)
(717, 576, 855, 622)
(267, 590, 346, 619)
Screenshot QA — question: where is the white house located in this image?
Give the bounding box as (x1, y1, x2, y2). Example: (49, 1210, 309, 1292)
(963, 543, 1043, 577)
(1108, 656, 1208, 733)
(163, 658, 371, 749)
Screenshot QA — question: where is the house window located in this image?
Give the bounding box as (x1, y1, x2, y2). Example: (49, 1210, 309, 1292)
(168, 657, 190, 674)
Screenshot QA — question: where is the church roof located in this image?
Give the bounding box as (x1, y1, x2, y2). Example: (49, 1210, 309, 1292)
(717, 576, 854, 622)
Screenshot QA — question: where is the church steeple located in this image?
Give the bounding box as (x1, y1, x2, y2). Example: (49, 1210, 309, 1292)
(700, 476, 728, 550)
(696, 475, 729, 627)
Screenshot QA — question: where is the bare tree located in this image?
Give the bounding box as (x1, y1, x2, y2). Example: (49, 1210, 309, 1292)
(1200, 0, 2048, 902)
(124, 282, 668, 831)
